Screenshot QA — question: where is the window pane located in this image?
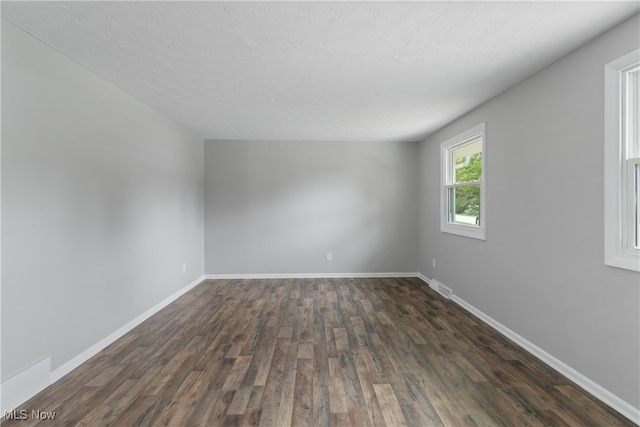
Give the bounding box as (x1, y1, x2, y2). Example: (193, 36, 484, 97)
(452, 138, 482, 183)
(626, 65, 639, 159)
(448, 185, 481, 226)
(636, 164, 639, 248)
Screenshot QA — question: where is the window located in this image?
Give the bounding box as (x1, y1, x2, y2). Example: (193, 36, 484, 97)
(441, 123, 486, 240)
(604, 50, 640, 272)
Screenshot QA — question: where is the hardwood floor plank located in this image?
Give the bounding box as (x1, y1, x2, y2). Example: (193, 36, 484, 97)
(297, 342, 313, 359)
(312, 343, 331, 426)
(292, 358, 314, 426)
(373, 383, 407, 427)
(202, 389, 235, 426)
(184, 353, 235, 426)
(227, 387, 253, 416)
(352, 349, 386, 426)
(2, 278, 633, 427)
(246, 386, 264, 411)
(223, 356, 254, 390)
(253, 345, 276, 387)
(258, 337, 290, 426)
(240, 408, 261, 427)
(389, 374, 444, 427)
(149, 370, 202, 426)
(115, 394, 161, 427)
(275, 353, 298, 426)
(299, 297, 314, 343)
(476, 383, 547, 427)
(333, 328, 349, 351)
(554, 384, 626, 426)
(328, 369, 348, 414)
(349, 316, 367, 347)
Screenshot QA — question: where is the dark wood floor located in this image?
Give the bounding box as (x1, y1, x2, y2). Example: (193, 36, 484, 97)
(2, 277, 633, 426)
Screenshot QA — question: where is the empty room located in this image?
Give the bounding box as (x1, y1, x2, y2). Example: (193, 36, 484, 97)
(1, 1, 639, 426)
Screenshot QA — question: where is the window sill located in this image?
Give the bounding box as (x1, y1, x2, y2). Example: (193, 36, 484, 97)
(441, 223, 486, 240)
(605, 253, 640, 273)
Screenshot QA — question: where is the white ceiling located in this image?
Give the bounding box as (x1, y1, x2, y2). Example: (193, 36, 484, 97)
(2, 1, 639, 142)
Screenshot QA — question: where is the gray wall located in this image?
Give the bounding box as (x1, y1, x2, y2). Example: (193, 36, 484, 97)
(204, 140, 419, 275)
(419, 15, 640, 407)
(1, 21, 205, 381)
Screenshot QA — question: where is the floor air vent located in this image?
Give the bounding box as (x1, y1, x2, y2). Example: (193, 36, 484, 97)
(429, 279, 453, 299)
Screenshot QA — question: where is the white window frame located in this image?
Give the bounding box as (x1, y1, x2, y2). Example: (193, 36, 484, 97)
(604, 49, 640, 272)
(440, 123, 486, 240)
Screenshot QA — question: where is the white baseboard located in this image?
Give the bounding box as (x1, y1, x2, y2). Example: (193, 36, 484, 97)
(417, 275, 640, 425)
(0, 357, 51, 415)
(0, 275, 205, 415)
(417, 273, 431, 285)
(204, 272, 420, 280)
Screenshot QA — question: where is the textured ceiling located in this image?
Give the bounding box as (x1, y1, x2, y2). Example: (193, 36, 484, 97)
(2, 1, 639, 142)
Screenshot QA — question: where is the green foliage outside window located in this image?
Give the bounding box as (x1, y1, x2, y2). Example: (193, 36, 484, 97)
(454, 153, 482, 217)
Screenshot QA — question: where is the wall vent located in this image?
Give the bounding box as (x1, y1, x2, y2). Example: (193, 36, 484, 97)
(429, 279, 453, 299)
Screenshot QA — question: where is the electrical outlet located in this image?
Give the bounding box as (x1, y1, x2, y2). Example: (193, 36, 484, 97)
(182, 263, 186, 273)
(326, 252, 332, 261)
(432, 258, 436, 268)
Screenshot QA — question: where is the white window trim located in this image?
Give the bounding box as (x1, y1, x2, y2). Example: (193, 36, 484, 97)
(604, 49, 640, 272)
(440, 123, 486, 240)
